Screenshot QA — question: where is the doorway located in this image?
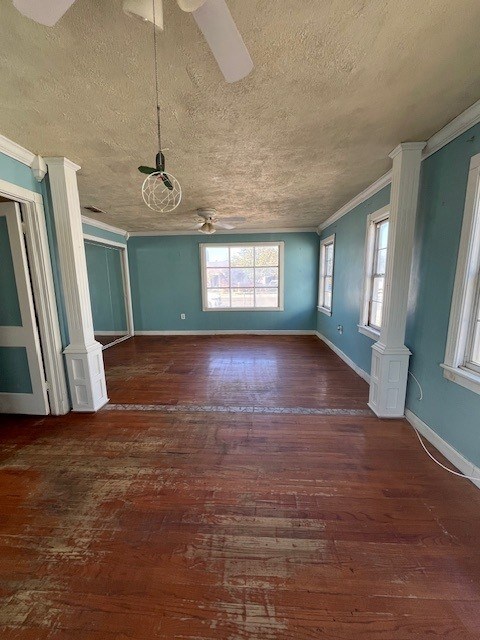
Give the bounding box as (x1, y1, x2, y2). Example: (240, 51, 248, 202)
(0, 200, 49, 414)
(84, 236, 134, 350)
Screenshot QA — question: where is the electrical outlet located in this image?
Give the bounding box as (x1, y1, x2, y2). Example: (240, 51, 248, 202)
(180, 313, 186, 320)
(337, 324, 343, 335)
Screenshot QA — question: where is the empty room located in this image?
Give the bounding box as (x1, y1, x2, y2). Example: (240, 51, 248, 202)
(1, 0, 480, 638)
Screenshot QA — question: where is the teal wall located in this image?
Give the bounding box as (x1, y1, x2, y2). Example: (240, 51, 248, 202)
(128, 232, 318, 332)
(406, 123, 480, 467)
(317, 123, 480, 469)
(82, 222, 127, 245)
(85, 241, 127, 333)
(316, 185, 391, 373)
(0, 151, 41, 194)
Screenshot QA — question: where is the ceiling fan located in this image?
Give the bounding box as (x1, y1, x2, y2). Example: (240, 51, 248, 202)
(12, 0, 253, 83)
(192, 209, 241, 234)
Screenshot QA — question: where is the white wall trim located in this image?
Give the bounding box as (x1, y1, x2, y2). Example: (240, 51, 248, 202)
(423, 98, 480, 160)
(0, 133, 35, 166)
(314, 331, 371, 383)
(318, 171, 392, 233)
(135, 330, 316, 336)
(83, 233, 126, 249)
(318, 98, 480, 233)
(128, 227, 318, 237)
(81, 214, 129, 239)
(0, 179, 69, 414)
(46, 157, 108, 412)
(405, 409, 480, 490)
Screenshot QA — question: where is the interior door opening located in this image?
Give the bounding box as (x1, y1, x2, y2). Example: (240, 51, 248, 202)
(0, 199, 49, 415)
(84, 238, 134, 351)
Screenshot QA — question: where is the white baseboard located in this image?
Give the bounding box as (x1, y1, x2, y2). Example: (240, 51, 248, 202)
(94, 331, 128, 336)
(405, 409, 480, 490)
(134, 330, 316, 336)
(314, 331, 371, 383)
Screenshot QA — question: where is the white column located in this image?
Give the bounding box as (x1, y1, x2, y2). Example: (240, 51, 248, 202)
(369, 142, 425, 418)
(45, 157, 108, 412)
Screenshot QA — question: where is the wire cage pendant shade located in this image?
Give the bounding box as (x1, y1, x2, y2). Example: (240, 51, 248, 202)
(142, 171, 182, 212)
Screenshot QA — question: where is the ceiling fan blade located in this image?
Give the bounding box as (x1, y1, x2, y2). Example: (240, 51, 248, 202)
(138, 166, 157, 174)
(123, 0, 164, 30)
(177, 0, 206, 11)
(192, 0, 253, 83)
(12, 0, 77, 26)
(214, 221, 235, 230)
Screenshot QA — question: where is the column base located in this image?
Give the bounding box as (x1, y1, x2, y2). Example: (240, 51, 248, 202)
(368, 342, 411, 418)
(64, 341, 108, 412)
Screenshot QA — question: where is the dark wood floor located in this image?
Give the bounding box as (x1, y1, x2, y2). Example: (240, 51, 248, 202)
(1, 336, 480, 639)
(103, 335, 370, 407)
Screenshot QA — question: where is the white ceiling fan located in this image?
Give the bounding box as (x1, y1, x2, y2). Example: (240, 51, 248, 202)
(12, 0, 253, 83)
(192, 209, 242, 234)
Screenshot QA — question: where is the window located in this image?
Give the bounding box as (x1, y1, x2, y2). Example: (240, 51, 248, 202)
(442, 152, 480, 395)
(358, 205, 390, 339)
(318, 234, 335, 315)
(200, 242, 284, 311)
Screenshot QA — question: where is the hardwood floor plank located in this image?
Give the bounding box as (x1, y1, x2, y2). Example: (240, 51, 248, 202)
(0, 336, 479, 638)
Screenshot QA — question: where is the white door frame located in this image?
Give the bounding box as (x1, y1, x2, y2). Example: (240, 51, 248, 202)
(83, 233, 134, 349)
(0, 177, 69, 414)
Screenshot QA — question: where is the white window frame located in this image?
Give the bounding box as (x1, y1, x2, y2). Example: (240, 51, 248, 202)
(200, 241, 285, 312)
(358, 205, 390, 340)
(318, 234, 335, 316)
(442, 152, 480, 396)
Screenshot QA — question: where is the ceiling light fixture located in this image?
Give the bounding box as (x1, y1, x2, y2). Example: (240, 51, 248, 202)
(139, 0, 182, 214)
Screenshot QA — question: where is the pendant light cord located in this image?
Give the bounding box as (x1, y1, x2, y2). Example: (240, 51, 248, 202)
(152, 0, 162, 153)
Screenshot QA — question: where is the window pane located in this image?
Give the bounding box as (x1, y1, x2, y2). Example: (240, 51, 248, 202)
(369, 301, 383, 329)
(207, 289, 230, 308)
(471, 320, 480, 366)
(206, 268, 229, 288)
(325, 243, 334, 276)
(377, 220, 389, 250)
(376, 247, 387, 275)
(230, 246, 254, 267)
(205, 246, 229, 268)
(255, 267, 278, 287)
(371, 276, 385, 304)
(231, 288, 254, 308)
(255, 245, 279, 266)
(324, 276, 333, 309)
(231, 267, 254, 287)
(255, 288, 278, 308)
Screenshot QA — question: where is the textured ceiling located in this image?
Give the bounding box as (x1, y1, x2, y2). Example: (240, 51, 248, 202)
(2, 0, 480, 232)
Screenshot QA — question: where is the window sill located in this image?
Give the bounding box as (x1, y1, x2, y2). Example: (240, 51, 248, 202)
(441, 363, 480, 396)
(317, 306, 332, 316)
(357, 324, 380, 341)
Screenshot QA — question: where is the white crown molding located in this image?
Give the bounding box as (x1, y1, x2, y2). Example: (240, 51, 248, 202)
(318, 98, 480, 234)
(423, 98, 480, 159)
(0, 133, 35, 166)
(81, 215, 129, 239)
(317, 171, 392, 233)
(128, 227, 317, 237)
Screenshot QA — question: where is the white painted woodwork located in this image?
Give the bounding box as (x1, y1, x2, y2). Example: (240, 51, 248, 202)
(0, 176, 69, 415)
(0, 202, 49, 415)
(442, 151, 480, 396)
(369, 142, 425, 418)
(45, 157, 108, 412)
